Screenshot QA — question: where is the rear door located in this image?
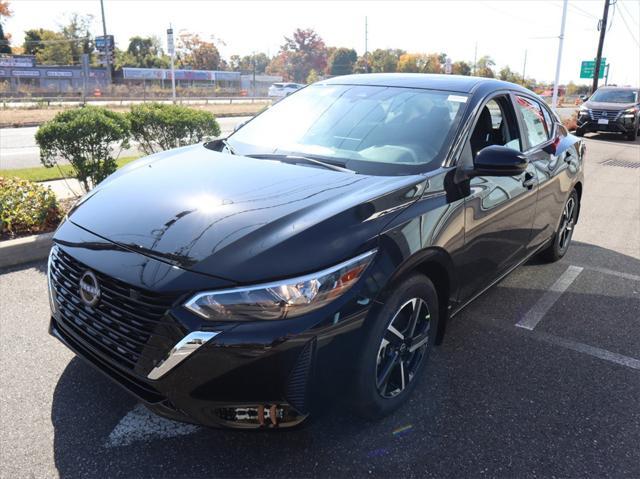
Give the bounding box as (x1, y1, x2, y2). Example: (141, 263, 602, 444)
(512, 95, 577, 250)
(458, 93, 538, 301)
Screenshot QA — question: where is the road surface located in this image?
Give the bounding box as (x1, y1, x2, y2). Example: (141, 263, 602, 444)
(1, 133, 639, 478)
(0, 116, 251, 170)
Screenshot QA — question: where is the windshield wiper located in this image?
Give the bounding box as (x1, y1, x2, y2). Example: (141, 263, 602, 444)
(246, 153, 355, 173)
(221, 139, 236, 155)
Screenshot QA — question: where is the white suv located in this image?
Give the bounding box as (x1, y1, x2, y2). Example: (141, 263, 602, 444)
(268, 82, 304, 98)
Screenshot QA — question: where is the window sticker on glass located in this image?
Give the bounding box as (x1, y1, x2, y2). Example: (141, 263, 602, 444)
(447, 95, 468, 103)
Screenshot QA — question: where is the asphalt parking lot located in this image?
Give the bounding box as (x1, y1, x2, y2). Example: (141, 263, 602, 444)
(1, 132, 638, 478)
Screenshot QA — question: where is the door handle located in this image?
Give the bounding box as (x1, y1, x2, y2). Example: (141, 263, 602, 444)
(564, 150, 573, 163)
(523, 172, 536, 189)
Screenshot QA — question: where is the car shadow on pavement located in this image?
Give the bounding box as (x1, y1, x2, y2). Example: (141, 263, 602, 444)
(50, 241, 640, 478)
(581, 132, 640, 145)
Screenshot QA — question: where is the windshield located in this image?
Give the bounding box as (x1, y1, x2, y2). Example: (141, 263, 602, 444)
(590, 89, 638, 103)
(227, 84, 468, 175)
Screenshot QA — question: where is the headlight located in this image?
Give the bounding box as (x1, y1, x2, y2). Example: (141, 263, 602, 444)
(184, 249, 377, 321)
(622, 107, 638, 117)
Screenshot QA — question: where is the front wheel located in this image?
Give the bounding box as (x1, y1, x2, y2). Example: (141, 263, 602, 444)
(539, 189, 579, 262)
(351, 274, 439, 419)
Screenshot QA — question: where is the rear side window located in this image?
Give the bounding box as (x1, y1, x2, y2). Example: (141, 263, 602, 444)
(515, 96, 550, 149)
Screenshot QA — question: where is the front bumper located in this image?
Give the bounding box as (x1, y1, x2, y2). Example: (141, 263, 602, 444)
(49, 316, 317, 428)
(47, 221, 378, 429)
(577, 111, 637, 134)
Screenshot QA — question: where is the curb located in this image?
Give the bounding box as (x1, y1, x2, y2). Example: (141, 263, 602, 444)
(0, 232, 53, 269)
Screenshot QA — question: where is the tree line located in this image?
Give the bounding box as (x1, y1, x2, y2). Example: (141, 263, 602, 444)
(0, 5, 582, 93)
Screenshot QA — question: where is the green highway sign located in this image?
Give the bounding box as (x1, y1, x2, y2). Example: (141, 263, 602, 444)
(580, 59, 606, 79)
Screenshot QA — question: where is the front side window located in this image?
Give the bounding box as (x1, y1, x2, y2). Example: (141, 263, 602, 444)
(515, 96, 550, 149)
(228, 84, 468, 175)
(469, 96, 522, 157)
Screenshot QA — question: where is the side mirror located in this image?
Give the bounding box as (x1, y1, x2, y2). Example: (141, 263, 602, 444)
(579, 95, 589, 101)
(471, 145, 528, 177)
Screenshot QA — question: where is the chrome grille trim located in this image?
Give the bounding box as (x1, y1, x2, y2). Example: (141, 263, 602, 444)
(588, 109, 622, 120)
(49, 245, 177, 372)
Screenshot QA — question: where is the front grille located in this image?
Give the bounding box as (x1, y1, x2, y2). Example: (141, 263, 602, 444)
(589, 109, 621, 120)
(49, 246, 177, 373)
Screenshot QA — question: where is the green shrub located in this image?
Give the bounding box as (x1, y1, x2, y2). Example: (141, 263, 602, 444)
(127, 103, 221, 155)
(0, 177, 61, 238)
(35, 106, 130, 191)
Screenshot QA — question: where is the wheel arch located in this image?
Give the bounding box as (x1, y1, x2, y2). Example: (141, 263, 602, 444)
(373, 247, 457, 345)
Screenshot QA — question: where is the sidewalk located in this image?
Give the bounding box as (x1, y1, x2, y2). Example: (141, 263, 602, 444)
(42, 178, 84, 200)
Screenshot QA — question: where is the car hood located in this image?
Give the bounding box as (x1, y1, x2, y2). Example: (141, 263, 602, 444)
(584, 100, 636, 111)
(68, 145, 426, 283)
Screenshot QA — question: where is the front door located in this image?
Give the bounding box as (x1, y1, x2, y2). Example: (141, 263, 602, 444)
(458, 94, 538, 301)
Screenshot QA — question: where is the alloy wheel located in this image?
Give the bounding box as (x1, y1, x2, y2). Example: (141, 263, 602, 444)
(558, 196, 576, 252)
(375, 298, 431, 398)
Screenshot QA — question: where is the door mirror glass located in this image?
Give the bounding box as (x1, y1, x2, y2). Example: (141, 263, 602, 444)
(473, 145, 528, 177)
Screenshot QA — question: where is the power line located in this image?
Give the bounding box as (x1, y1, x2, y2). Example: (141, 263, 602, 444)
(617, 6, 640, 46)
(566, 2, 599, 20)
(618, 0, 639, 27)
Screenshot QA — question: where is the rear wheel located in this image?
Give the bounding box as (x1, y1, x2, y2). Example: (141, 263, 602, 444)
(539, 189, 579, 262)
(351, 274, 439, 419)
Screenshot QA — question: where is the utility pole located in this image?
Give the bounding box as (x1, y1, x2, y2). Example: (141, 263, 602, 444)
(522, 49, 528, 85)
(99, 0, 112, 88)
(364, 16, 369, 73)
(473, 42, 478, 76)
(592, 0, 611, 93)
(604, 63, 610, 85)
(551, 0, 568, 109)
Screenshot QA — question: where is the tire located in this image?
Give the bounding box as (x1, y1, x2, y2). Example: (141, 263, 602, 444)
(539, 189, 579, 263)
(575, 127, 584, 137)
(351, 274, 439, 419)
(625, 128, 637, 141)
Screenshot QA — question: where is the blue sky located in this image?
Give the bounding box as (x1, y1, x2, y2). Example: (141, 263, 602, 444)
(6, 0, 640, 85)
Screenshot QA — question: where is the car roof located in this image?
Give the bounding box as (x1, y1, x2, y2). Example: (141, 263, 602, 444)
(320, 73, 530, 94)
(596, 85, 639, 91)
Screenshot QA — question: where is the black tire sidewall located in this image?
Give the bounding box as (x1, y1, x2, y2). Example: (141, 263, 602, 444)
(352, 274, 439, 418)
(547, 189, 579, 261)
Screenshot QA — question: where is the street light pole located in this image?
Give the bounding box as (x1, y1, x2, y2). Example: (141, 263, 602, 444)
(99, 0, 112, 89)
(364, 16, 369, 73)
(551, 0, 568, 110)
(167, 26, 176, 102)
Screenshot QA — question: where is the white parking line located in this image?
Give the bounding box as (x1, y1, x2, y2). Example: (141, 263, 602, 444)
(105, 404, 199, 448)
(576, 265, 640, 283)
(533, 331, 640, 371)
(515, 265, 584, 331)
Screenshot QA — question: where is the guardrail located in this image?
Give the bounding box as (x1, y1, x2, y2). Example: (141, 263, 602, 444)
(1, 96, 273, 107)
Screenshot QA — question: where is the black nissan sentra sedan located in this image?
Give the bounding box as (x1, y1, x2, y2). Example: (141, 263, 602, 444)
(48, 74, 585, 428)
